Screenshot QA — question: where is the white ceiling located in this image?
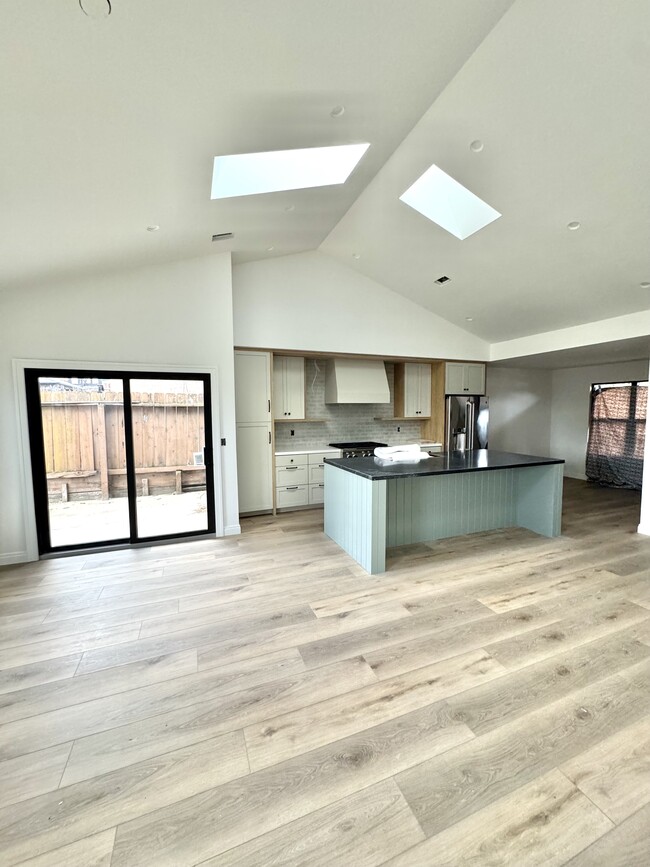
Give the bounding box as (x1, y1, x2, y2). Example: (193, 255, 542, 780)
(2, 0, 649, 346)
(491, 336, 650, 370)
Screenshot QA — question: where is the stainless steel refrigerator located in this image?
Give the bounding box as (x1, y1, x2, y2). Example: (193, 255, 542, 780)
(445, 395, 489, 450)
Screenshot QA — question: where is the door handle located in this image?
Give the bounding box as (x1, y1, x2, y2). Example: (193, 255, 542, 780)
(286, 486, 299, 491)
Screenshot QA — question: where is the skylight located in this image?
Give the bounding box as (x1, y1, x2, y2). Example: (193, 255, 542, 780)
(400, 164, 500, 240)
(211, 143, 370, 199)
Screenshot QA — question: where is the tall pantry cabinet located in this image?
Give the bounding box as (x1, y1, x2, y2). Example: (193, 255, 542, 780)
(234, 350, 273, 513)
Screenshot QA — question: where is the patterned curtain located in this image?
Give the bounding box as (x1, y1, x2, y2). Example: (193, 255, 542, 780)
(585, 382, 647, 490)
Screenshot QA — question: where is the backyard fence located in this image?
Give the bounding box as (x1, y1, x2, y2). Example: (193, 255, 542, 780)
(40, 390, 206, 501)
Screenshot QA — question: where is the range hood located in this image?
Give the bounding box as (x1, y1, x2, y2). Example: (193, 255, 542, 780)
(324, 358, 390, 404)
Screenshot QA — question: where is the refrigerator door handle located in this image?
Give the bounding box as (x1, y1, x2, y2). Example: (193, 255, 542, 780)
(446, 398, 452, 451)
(467, 401, 475, 450)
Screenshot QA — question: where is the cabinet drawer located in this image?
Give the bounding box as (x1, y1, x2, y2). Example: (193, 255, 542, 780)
(309, 463, 326, 484)
(309, 451, 339, 465)
(309, 483, 325, 504)
(275, 453, 308, 467)
(276, 485, 308, 508)
(276, 465, 308, 486)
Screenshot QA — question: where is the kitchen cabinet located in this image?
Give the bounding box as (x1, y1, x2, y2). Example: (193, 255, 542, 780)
(403, 363, 431, 417)
(445, 362, 486, 395)
(394, 363, 431, 417)
(273, 356, 305, 420)
(234, 350, 273, 514)
(235, 423, 273, 513)
(275, 450, 337, 511)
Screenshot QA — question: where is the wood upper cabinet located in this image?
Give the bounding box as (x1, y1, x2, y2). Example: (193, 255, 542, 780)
(273, 356, 305, 420)
(234, 351, 271, 423)
(445, 362, 486, 395)
(395, 363, 431, 417)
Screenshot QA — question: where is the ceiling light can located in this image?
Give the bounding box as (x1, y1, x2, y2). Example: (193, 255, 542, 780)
(330, 105, 345, 118)
(640, 281, 650, 289)
(470, 140, 484, 153)
(146, 225, 160, 232)
(567, 221, 581, 231)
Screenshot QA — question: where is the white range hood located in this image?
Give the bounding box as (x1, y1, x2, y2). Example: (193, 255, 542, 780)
(324, 358, 390, 404)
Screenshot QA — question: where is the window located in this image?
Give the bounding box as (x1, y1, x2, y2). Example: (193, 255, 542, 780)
(586, 381, 647, 489)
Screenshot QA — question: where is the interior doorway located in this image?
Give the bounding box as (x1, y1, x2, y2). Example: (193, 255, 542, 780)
(25, 369, 216, 554)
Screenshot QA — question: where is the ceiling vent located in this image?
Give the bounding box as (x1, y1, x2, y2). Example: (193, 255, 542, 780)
(212, 232, 234, 242)
(435, 275, 450, 284)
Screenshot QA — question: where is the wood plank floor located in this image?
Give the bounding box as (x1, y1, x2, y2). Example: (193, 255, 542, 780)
(0, 479, 649, 865)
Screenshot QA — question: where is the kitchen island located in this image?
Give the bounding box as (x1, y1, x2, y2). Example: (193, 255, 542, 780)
(323, 450, 564, 574)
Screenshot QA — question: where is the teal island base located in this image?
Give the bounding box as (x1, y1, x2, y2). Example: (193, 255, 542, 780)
(323, 451, 564, 575)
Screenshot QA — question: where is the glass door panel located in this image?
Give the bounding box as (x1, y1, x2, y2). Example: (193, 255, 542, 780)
(37, 376, 130, 548)
(129, 379, 210, 539)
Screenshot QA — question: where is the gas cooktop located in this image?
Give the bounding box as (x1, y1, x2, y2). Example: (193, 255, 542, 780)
(329, 441, 387, 459)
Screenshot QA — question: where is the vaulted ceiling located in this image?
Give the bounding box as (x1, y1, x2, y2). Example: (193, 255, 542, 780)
(2, 1, 649, 346)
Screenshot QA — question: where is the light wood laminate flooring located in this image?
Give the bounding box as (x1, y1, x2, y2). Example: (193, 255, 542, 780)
(0, 479, 649, 865)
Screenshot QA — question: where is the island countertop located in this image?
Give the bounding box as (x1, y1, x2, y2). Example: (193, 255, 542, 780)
(323, 449, 564, 481)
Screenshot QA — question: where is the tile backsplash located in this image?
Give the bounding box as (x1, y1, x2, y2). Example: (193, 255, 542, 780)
(274, 358, 425, 451)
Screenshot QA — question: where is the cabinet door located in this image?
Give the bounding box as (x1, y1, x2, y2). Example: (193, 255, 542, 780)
(273, 356, 305, 419)
(403, 364, 420, 417)
(417, 363, 432, 416)
(445, 363, 467, 395)
(235, 351, 271, 423)
(235, 423, 273, 513)
(466, 363, 486, 395)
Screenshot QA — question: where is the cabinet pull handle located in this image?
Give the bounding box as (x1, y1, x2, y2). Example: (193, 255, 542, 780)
(286, 486, 299, 491)
(286, 466, 298, 470)
(268, 399, 271, 413)
(268, 432, 271, 444)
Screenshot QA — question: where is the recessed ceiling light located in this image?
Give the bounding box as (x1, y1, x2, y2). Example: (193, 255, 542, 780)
(470, 140, 484, 153)
(400, 164, 501, 240)
(284, 204, 295, 212)
(211, 143, 370, 199)
(266, 246, 275, 252)
(146, 225, 160, 232)
(465, 317, 474, 322)
(330, 105, 345, 118)
(79, 0, 111, 17)
(640, 281, 650, 289)
(567, 221, 581, 231)
(352, 253, 361, 260)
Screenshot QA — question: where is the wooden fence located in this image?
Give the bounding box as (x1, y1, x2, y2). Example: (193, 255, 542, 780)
(39, 391, 206, 501)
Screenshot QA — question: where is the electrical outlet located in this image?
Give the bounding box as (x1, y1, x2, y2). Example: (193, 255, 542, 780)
(290, 429, 295, 436)
(397, 426, 401, 432)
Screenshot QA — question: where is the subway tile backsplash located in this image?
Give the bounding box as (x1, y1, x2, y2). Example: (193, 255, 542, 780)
(274, 358, 424, 451)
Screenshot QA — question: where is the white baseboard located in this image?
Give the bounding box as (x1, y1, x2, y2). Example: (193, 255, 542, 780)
(224, 524, 241, 536)
(0, 551, 33, 567)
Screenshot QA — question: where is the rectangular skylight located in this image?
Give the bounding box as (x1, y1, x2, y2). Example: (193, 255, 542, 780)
(211, 143, 370, 199)
(400, 164, 500, 240)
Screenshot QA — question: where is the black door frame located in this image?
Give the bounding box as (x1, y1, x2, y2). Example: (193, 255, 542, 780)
(25, 367, 216, 555)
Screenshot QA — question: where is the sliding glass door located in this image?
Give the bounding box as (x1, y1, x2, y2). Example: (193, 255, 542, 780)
(25, 369, 216, 554)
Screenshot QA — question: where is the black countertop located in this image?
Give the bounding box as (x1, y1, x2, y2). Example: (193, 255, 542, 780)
(323, 449, 565, 481)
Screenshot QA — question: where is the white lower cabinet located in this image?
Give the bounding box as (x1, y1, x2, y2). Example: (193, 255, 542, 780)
(275, 450, 337, 510)
(276, 485, 309, 509)
(309, 483, 325, 504)
(236, 423, 273, 514)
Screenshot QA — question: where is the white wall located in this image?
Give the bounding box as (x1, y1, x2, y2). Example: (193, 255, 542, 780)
(550, 359, 649, 480)
(0, 253, 238, 564)
(486, 367, 552, 456)
(233, 251, 489, 360)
